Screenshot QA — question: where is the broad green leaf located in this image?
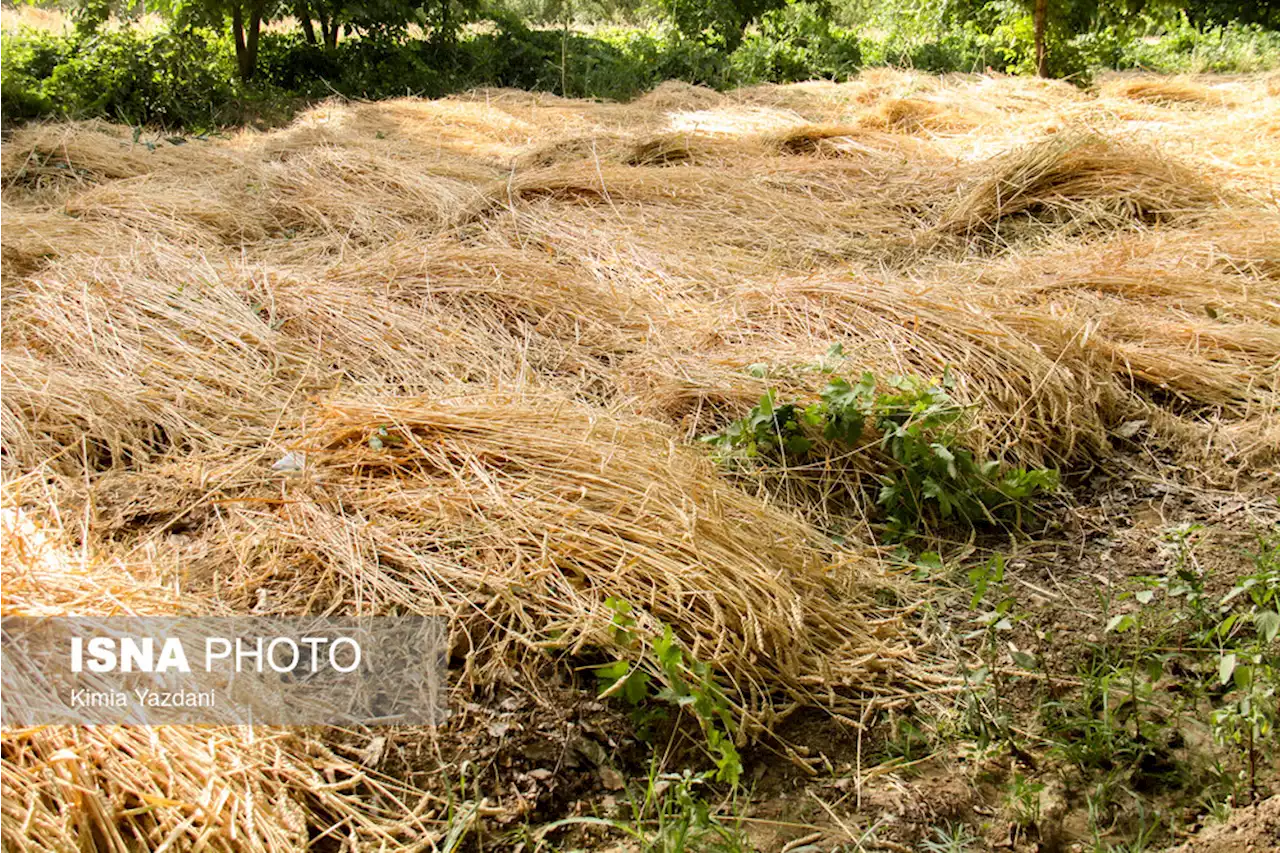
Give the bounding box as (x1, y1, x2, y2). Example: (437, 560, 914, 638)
(1254, 610, 1280, 644)
(1218, 652, 1237, 686)
(1106, 614, 1135, 633)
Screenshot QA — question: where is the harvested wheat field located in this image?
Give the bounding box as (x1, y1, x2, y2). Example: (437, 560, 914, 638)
(2, 69, 1278, 852)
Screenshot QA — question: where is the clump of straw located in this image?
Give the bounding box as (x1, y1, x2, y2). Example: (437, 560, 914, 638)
(0, 505, 436, 853)
(937, 131, 1224, 236)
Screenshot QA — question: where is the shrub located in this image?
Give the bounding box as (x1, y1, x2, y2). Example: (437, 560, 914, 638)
(703, 360, 1058, 537)
(729, 2, 861, 83)
(986, 9, 1091, 82)
(1072, 25, 1133, 69)
(642, 31, 732, 90)
(256, 34, 345, 97)
(53, 28, 236, 127)
(1119, 15, 1280, 73)
(5, 6, 1276, 131)
(0, 32, 53, 121)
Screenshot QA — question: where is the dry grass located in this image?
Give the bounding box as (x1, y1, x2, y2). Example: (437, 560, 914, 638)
(858, 97, 974, 132)
(0, 503, 440, 852)
(219, 396, 915, 720)
(2, 69, 1278, 846)
(936, 131, 1226, 237)
(1101, 76, 1236, 107)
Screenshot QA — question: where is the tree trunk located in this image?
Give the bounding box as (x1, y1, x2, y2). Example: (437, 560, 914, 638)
(232, 2, 264, 81)
(319, 13, 339, 49)
(296, 1, 317, 45)
(245, 1, 262, 80)
(232, 4, 249, 80)
(1033, 0, 1049, 77)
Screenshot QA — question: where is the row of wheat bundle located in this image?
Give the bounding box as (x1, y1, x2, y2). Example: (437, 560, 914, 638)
(623, 224, 1278, 472)
(270, 98, 556, 165)
(320, 240, 665, 331)
(514, 130, 762, 170)
(190, 394, 914, 730)
(936, 131, 1227, 238)
(0, 261, 316, 473)
(0, 503, 435, 853)
(723, 275, 1114, 463)
(1099, 76, 1237, 107)
(471, 156, 943, 293)
(764, 124, 945, 167)
(960, 225, 1280, 412)
(59, 146, 492, 253)
(856, 97, 976, 134)
(0, 227, 698, 476)
(0, 121, 242, 204)
(0, 202, 120, 280)
(995, 292, 1280, 408)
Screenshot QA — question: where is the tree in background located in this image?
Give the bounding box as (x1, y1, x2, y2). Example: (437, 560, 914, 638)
(291, 0, 478, 49)
(167, 0, 280, 80)
(1182, 0, 1280, 30)
(658, 0, 790, 50)
(1033, 0, 1047, 75)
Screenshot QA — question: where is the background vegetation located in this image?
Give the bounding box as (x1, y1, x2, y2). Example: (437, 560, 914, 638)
(3, 0, 1279, 128)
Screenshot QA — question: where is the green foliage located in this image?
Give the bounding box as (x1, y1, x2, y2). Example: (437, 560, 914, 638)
(1117, 13, 1280, 73)
(543, 765, 748, 852)
(593, 596, 743, 787)
(985, 6, 1091, 80)
(1043, 527, 1279, 804)
(4, 0, 1278, 129)
(959, 554, 1030, 749)
(729, 2, 861, 82)
(1, 30, 62, 122)
(1209, 534, 1279, 799)
(919, 823, 981, 853)
(656, 0, 786, 51)
(3, 25, 236, 127)
(1006, 772, 1045, 829)
(1184, 0, 1280, 30)
(704, 356, 1058, 537)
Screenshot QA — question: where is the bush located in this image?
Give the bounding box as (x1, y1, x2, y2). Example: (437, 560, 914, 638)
(624, 29, 731, 91)
(256, 34, 345, 97)
(730, 2, 861, 83)
(1118, 15, 1280, 73)
(986, 11, 1091, 81)
(703, 361, 1058, 538)
(3, 26, 236, 128)
(50, 28, 236, 127)
(1072, 26, 1133, 70)
(0, 32, 54, 121)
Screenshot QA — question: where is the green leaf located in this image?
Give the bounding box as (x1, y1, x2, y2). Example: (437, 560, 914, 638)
(931, 443, 957, 478)
(783, 434, 813, 455)
(1218, 653, 1237, 686)
(1146, 658, 1164, 681)
(916, 552, 943, 573)
(1254, 610, 1280, 644)
(1106, 614, 1135, 633)
(621, 670, 651, 705)
(594, 660, 630, 691)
